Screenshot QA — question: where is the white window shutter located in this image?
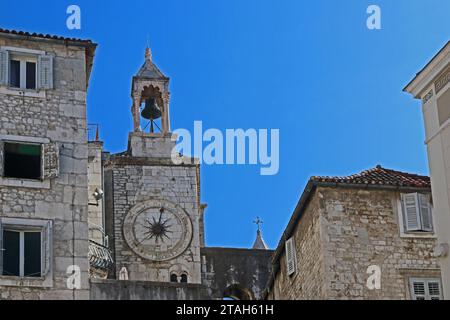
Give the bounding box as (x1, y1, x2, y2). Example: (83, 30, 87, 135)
(427, 281, 441, 300)
(402, 193, 421, 232)
(285, 237, 297, 276)
(42, 220, 53, 276)
(38, 54, 53, 90)
(418, 194, 433, 232)
(0, 50, 8, 85)
(42, 142, 59, 179)
(411, 280, 426, 300)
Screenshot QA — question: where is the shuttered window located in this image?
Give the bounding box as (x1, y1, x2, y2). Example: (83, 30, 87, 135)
(410, 278, 442, 300)
(401, 193, 433, 232)
(285, 237, 297, 276)
(0, 49, 53, 90)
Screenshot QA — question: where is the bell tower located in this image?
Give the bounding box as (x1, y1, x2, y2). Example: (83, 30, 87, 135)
(131, 47, 170, 134)
(106, 47, 203, 284)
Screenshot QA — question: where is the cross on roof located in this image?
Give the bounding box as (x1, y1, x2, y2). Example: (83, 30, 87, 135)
(253, 217, 263, 231)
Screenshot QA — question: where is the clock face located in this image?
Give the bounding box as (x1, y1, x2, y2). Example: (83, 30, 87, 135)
(123, 199, 193, 261)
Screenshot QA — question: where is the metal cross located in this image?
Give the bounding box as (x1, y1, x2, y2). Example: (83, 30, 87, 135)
(253, 217, 263, 231)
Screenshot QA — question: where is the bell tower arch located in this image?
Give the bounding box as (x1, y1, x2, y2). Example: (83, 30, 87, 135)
(131, 47, 170, 134)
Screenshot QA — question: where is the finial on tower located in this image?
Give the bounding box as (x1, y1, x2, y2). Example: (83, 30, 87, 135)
(252, 217, 268, 250)
(145, 47, 152, 62)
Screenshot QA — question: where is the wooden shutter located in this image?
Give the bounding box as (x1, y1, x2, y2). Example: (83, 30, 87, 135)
(0, 50, 8, 85)
(42, 142, 59, 179)
(411, 280, 426, 300)
(418, 193, 433, 232)
(285, 237, 296, 276)
(42, 220, 53, 276)
(428, 281, 442, 300)
(402, 193, 421, 232)
(38, 54, 53, 90)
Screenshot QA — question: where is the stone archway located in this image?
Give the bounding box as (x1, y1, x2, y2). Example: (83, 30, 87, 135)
(223, 284, 253, 300)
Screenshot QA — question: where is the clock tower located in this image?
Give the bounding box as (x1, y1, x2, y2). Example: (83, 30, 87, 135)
(104, 47, 203, 284)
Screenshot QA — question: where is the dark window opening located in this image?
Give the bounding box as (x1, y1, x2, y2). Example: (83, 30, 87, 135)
(180, 274, 188, 283)
(9, 60, 20, 88)
(3, 230, 20, 277)
(170, 274, 178, 283)
(2, 230, 42, 278)
(24, 232, 41, 277)
(4, 142, 42, 180)
(26, 62, 36, 90)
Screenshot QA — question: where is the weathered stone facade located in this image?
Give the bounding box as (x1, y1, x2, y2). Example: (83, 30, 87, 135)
(266, 168, 441, 300)
(0, 31, 96, 299)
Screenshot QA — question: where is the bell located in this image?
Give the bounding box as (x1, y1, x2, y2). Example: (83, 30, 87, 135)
(141, 98, 162, 120)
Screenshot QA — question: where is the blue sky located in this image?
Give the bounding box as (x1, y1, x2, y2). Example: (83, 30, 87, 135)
(1, 0, 449, 249)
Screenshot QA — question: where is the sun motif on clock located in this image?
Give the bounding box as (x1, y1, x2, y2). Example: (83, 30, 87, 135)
(123, 199, 193, 261)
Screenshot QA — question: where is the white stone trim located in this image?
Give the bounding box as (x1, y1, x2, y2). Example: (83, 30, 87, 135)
(396, 199, 436, 239)
(0, 46, 46, 55)
(0, 134, 50, 144)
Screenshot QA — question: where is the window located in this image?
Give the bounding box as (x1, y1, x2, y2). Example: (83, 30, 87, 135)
(170, 273, 178, 283)
(285, 237, 297, 276)
(9, 55, 37, 90)
(3, 142, 42, 180)
(0, 138, 60, 183)
(180, 274, 188, 283)
(2, 229, 41, 277)
(0, 48, 53, 90)
(0, 218, 53, 286)
(401, 193, 433, 232)
(410, 278, 443, 300)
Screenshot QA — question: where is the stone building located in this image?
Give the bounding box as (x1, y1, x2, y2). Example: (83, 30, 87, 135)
(0, 28, 272, 300)
(265, 166, 443, 300)
(0, 28, 96, 299)
(404, 41, 450, 298)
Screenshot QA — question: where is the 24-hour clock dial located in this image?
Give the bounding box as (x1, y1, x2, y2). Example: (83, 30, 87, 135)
(123, 199, 193, 261)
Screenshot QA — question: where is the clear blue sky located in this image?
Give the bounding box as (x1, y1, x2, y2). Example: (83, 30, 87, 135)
(2, 0, 449, 249)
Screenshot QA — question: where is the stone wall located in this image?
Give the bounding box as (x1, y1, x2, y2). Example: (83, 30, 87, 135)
(269, 191, 327, 300)
(319, 187, 439, 300)
(90, 279, 208, 300)
(268, 186, 440, 300)
(87, 141, 104, 245)
(0, 35, 92, 299)
(201, 247, 273, 300)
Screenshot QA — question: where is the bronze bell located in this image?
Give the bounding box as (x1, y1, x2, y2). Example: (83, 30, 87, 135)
(141, 98, 162, 120)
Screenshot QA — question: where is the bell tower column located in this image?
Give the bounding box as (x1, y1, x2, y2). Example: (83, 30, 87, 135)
(131, 94, 141, 132)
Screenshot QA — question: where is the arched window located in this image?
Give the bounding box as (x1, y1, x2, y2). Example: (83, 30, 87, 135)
(180, 274, 188, 283)
(170, 273, 178, 283)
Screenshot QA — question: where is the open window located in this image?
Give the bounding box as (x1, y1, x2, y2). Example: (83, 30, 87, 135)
(0, 139, 59, 182)
(401, 193, 433, 233)
(3, 142, 41, 180)
(0, 218, 52, 279)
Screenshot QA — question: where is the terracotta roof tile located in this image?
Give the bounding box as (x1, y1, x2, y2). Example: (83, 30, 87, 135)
(311, 165, 430, 189)
(0, 28, 94, 46)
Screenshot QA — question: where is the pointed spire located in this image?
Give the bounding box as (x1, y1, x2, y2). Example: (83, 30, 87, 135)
(252, 217, 268, 250)
(145, 46, 152, 62)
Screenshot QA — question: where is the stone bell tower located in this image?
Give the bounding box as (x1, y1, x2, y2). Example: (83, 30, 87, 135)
(104, 47, 203, 284)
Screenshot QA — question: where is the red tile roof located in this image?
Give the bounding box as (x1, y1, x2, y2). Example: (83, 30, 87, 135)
(0, 28, 95, 46)
(311, 165, 430, 189)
